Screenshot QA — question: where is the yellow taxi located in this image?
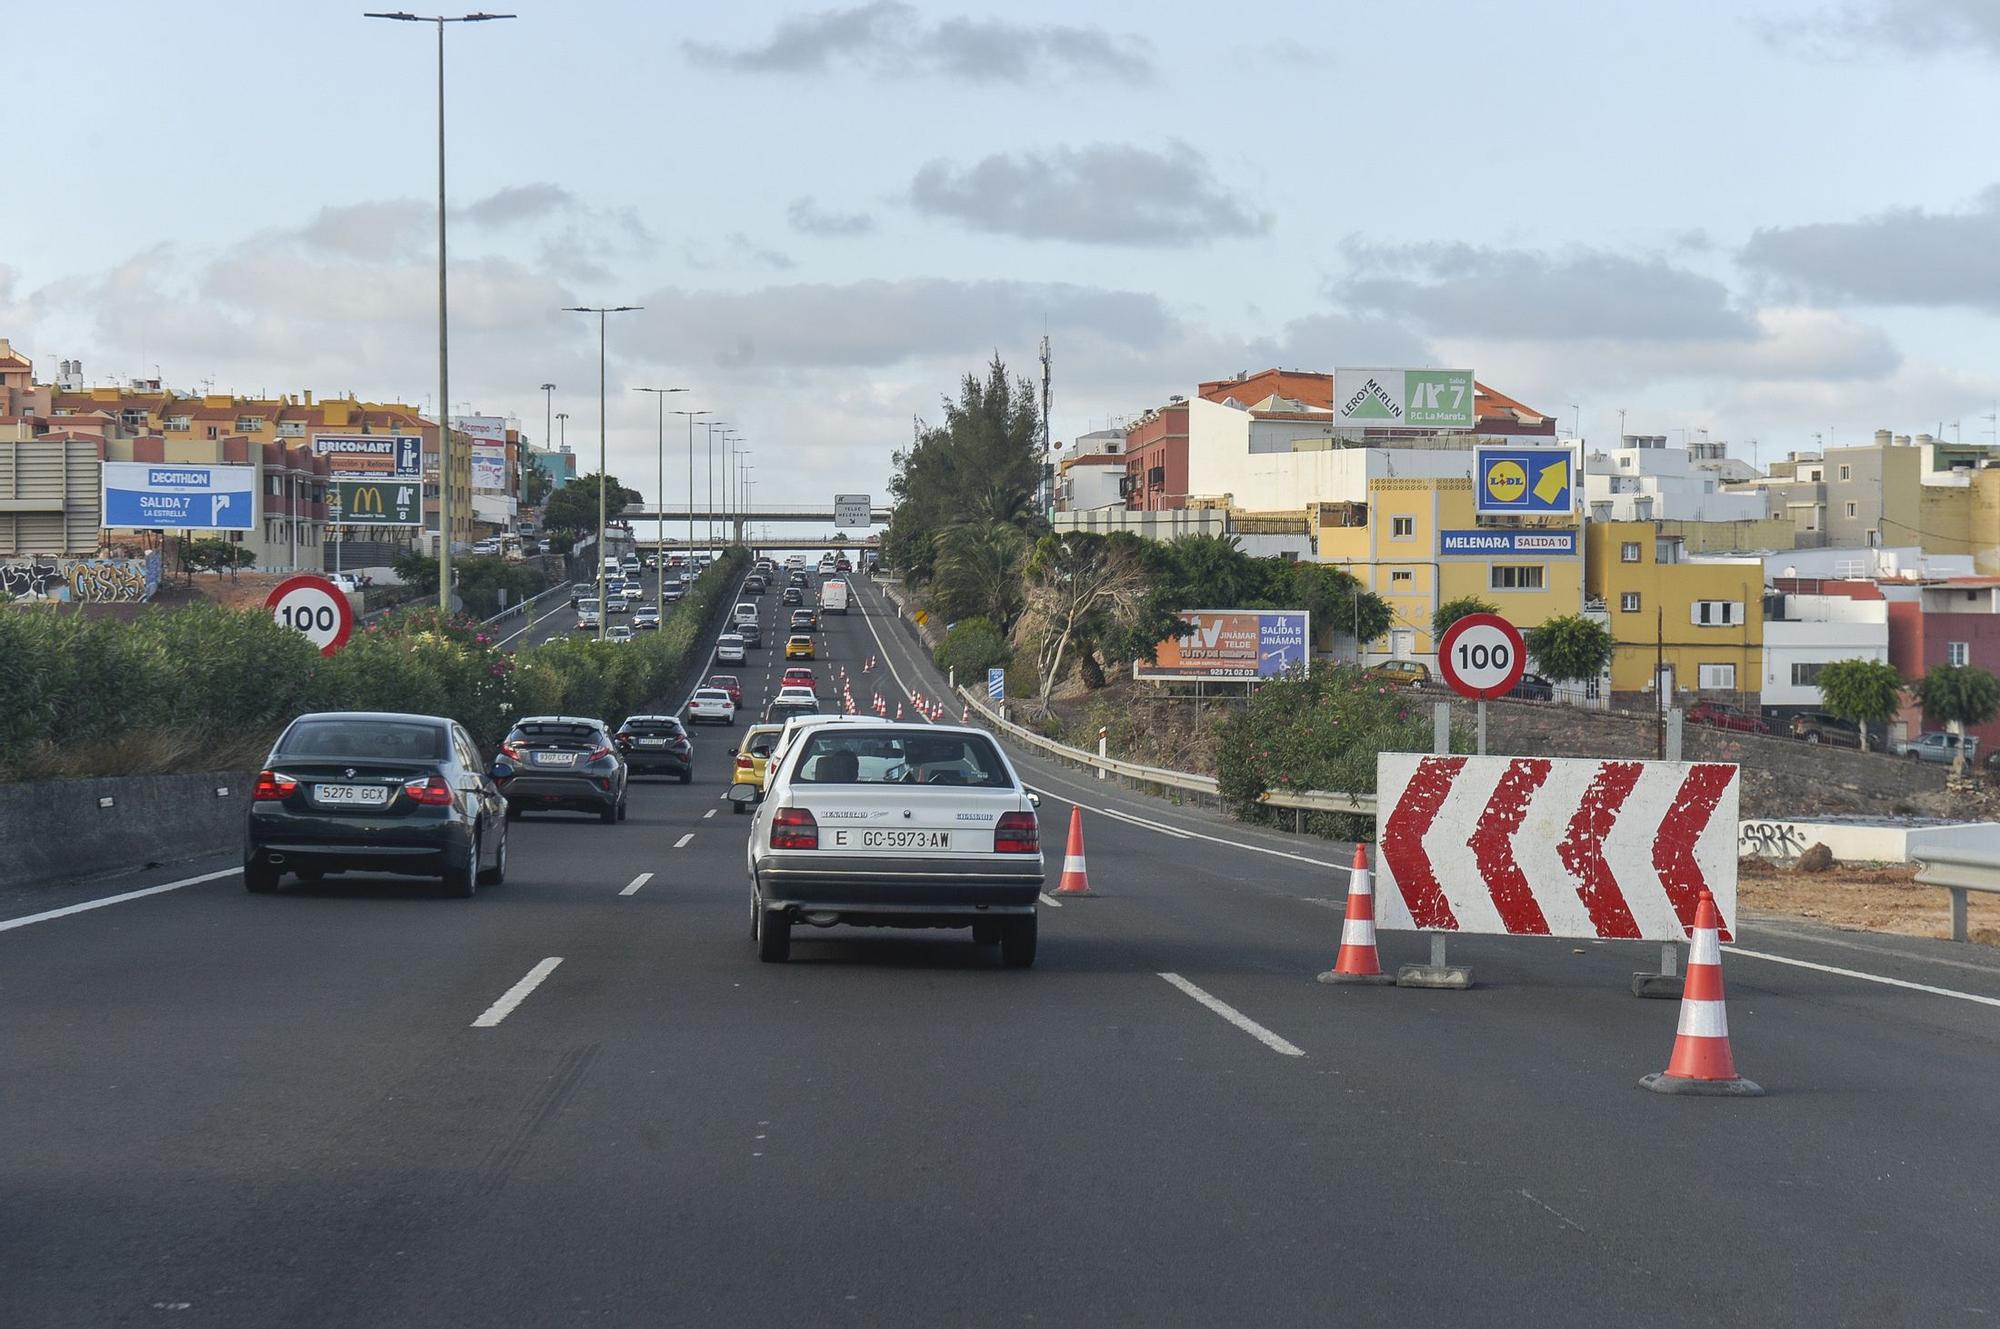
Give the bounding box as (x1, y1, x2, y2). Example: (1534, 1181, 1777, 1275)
(728, 723, 784, 813)
(784, 634, 815, 660)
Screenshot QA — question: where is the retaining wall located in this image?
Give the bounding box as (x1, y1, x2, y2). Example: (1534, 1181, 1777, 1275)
(0, 771, 251, 888)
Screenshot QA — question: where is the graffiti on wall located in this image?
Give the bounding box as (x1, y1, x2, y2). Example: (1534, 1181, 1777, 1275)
(0, 553, 161, 603)
(1738, 820, 1810, 861)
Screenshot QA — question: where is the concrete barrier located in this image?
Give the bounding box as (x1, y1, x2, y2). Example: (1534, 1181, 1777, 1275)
(0, 771, 251, 888)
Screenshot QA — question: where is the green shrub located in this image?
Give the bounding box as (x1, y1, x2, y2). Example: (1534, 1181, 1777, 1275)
(933, 615, 1010, 683)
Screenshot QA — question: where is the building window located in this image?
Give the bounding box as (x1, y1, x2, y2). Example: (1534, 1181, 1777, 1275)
(1620, 592, 1641, 613)
(1620, 542, 1641, 563)
(236, 417, 263, 433)
(120, 409, 147, 427)
(1391, 515, 1414, 538)
(1390, 570, 1413, 586)
(1490, 565, 1545, 591)
(205, 426, 219, 440)
(166, 416, 190, 431)
(1791, 662, 1828, 687)
(1655, 540, 1682, 565)
(1698, 664, 1737, 690)
(1839, 464, 1852, 481)
(1950, 641, 1970, 667)
(1845, 501, 1857, 518)
(279, 420, 304, 438)
(1692, 600, 1743, 626)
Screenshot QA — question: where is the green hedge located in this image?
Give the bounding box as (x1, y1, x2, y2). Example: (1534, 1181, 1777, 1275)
(0, 549, 749, 781)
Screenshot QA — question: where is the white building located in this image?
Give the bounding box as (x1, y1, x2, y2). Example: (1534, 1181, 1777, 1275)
(1055, 455, 1126, 512)
(1756, 544, 1974, 583)
(1184, 395, 1477, 511)
(1584, 435, 1766, 523)
(1760, 592, 1890, 711)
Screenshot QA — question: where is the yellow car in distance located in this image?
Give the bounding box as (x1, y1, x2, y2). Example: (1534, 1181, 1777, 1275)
(729, 723, 784, 813)
(785, 634, 816, 660)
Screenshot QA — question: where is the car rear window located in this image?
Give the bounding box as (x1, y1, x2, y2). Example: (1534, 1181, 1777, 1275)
(625, 718, 685, 736)
(280, 718, 446, 760)
(747, 731, 781, 756)
(793, 731, 1012, 788)
(514, 722, 601, 746)
(695, 689, 730, 702)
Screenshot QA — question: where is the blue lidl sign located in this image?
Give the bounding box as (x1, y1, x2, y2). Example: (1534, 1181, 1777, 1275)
(1475, 446, 1576, 515)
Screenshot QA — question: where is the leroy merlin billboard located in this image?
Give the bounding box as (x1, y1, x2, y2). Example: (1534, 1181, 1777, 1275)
(1333, 368, 1476, 431)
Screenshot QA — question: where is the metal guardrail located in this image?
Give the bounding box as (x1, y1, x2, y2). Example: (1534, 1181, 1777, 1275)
(1912, 845, 2000, 943)
(1256, 788, 1379, 816)
(480, 579, 572, 629)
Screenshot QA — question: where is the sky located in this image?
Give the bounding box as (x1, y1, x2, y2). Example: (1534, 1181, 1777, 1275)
(9, 0, 2000, 510)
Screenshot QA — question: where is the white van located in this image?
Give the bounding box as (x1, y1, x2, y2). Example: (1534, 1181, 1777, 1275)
(733, 601, 759, 628)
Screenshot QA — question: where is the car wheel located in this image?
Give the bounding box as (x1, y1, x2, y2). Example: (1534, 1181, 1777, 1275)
(731, 799, 747, 815)
(599, 799, 618, 824)
(617, 796, 629, 822)
(444, 831, 479, 898)
(679, 770, 693, 785)
(756, 902, 791, 962)
(478, 822, 508, 885)
(999, 914, 1037, 969)
(244, 860, 280, 894)
(972, 920, 1002, 945)
(505, 803, 522, 822)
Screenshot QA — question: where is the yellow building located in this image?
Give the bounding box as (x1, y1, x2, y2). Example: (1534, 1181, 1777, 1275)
(1318, 476, 1583, 664)
(1585, 522, 1764, 705)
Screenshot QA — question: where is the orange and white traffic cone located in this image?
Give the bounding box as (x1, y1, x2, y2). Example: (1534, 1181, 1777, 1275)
(1317, 844, 1395, 985)
(1641, 890, 1763, 1096)
(895, 703, 904, 720)
(961, 704, 970, 723)
(1056, 807, 1092, 895)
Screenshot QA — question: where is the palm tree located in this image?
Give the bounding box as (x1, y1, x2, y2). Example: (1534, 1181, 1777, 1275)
(930, 520, 1029, 630)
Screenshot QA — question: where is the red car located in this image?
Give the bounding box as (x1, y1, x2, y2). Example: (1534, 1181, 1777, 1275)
(781, 666, 817, 691)
(1686, 700, 1770, 734)
(706, 674, 743, 708)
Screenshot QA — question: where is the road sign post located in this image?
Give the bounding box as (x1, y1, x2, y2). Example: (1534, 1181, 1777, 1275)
(266, 575, 354, 657)
(1437, 611, 1525, 759)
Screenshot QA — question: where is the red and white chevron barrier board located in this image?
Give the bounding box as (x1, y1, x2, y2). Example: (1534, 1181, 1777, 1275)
(1375, 754, 1739, 943)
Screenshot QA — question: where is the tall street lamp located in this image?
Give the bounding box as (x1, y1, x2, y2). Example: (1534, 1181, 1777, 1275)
(671, 409, 710, 558)
(563, 304, 642, 639)
(539, 381, 555, 451)
(556, 411, 568, 451)
(634, 386, 687, 621)
(364, 9, 515, 613)
(703, 420, 728, 550)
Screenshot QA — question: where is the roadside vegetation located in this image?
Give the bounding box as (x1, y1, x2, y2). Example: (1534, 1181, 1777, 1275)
(0, 550, 748, 783)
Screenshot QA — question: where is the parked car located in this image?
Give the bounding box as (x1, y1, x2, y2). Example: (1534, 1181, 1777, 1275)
(785, 634, 816, 661)
(1508, 672, 1554, 702)
(716, 633, 747, 665)
(728, 723, 786, 811)
(493, 715, 628, 824)
(1687, 700, 1771, 734)
(244, 711, 508, 895)
(1364, 660, 1431, 689)
(707, 674, 744, 708)
(1790, 712, 1864, 748)
(731, 723, 1044, 965)
(687, 687, 738, 726)
(615, 714, 694, 783)
(1896, 731, 1980, 765)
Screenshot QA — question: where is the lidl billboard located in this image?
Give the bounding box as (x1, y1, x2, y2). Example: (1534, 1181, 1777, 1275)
(1474, 446, 1576, 515)
(1135, 610, 1310, 681)
(101, 462, 255, 530)
(1334, 368, 1475, 431)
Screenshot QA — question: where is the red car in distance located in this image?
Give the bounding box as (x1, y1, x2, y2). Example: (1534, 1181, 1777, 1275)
(781, 666, 817, 691)
(706, 674, 743, 709)
(1685, 700, 1770, 734)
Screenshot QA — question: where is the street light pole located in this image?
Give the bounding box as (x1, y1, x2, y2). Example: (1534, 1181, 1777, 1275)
(563, 304, 641, 639)
(703, 421, 728, 552)
(634, 387, 687, 622)
(364, 9, 514, 613)
(670, 410, 711, 559)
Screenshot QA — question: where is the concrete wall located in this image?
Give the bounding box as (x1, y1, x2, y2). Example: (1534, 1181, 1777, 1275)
(0, 771, 251, 887)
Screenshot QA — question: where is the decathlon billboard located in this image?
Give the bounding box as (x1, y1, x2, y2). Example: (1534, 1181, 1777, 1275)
(1475, 445, 1577, 515)
(1135, 610, 1310, 681)
(1333, 368, 1476, 431)
(101, 462, 255, 531)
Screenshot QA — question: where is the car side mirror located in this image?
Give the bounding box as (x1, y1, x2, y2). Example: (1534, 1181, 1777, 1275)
(1028, 793, 1040, 809)
(726, 748, 739, 757)
(727, 782, 760, 804)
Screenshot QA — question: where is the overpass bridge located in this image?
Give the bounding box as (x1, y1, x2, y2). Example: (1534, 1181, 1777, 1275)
(606, 504, 891, 554)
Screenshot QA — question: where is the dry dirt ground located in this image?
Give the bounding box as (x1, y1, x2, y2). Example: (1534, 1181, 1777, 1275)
(1739, 856, 2000, 946)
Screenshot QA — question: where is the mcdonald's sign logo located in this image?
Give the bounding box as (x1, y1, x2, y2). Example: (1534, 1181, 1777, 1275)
(331, 479, 421, 526)
(351, 485, 386, 515)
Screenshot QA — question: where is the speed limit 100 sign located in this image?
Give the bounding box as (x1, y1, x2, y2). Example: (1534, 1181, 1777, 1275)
(265, 575, 354, 657)
(1436, 612, 1526, 700)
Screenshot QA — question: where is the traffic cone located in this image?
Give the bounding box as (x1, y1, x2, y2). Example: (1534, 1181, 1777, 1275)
(895, 703, 904, 720)
(1317, 844, 1396, 985)
(1640, 891, 1763, 1096)
(1056, 807, 1093, 895)
(962, 704, 970, 723)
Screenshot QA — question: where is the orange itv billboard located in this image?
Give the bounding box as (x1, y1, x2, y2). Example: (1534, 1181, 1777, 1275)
(1135, 610, 1310, 681)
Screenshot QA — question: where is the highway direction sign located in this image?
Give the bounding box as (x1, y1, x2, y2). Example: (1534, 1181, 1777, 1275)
(834, 494, 871, 527)
(1436, 612, 1525, 700)
(266, 575, 354, 656)
(987, 667, 1006, 701)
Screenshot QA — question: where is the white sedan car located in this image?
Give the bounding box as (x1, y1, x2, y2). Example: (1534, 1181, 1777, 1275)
(730, 724, 1044, 966)
(687, 687, 737, 726)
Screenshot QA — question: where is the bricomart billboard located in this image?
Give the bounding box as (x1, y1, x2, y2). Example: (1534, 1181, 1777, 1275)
(1135, 610, 1310, 681)
(1333, 368, 1475, 431)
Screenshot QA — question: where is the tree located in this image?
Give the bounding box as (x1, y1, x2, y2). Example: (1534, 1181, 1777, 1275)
(1281, 561, 1392, 653)
(1020, 533, 1160, 703)
(544, 473, 642, 539)
(1432, 596, 1498, 641)
(1816, 658, 1905, 753)
(178, 536, 254, 584)
(522, 464, 552, 509)
(929, 520, 1030, 629)
(1912, 663, 2000, 776)
(1525, 615, 1613, 690)
(885, 357, 1045, 583)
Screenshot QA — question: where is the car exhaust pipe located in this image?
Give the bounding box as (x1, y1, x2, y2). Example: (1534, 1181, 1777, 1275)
(267, 854, 286, 865)
(801, 911, 840, 928)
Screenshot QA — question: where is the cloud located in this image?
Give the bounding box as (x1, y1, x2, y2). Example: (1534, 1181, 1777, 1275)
(729, 233, 797, 271)
(910, 142, 1268, 246)
(460, 182, 577, 227)
(1770, 0, 2000, 58)
(298, 200, 431, 262)
(686, 2, 1153, 82)
(787, 195, 875, 237)
(1740, 186, 2000, 311)
(1336, 241, 1757, 341)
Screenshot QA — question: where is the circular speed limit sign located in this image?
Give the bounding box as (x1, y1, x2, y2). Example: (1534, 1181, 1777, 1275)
(1436, 612, 1526, 700)
(265, 575, 354, 657)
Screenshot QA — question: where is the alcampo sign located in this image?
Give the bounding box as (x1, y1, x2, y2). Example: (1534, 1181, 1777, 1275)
(1333, 368, 1476, 431)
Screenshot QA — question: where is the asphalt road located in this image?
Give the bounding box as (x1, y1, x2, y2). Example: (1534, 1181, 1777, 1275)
(6, 565, 2000, 1327)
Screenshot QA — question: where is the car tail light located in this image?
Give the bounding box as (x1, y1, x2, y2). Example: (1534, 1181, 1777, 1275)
(771, 807, 818, 850)
(253, 770, 297, 801)
(994, 811, 1039, 853)
(499, 741, 522, 761)
(402, 775, 454, 806)
(588, 745, 613, 763)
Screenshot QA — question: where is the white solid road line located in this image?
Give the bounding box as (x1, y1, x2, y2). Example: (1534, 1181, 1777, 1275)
(674, 833, 695, 849)
(0, 867, 239, 935)
(1025, 783, 1340, 870)
(1097, 805, 1193, 839)
(1728, 946, 2000, 1010)
(1038, 892, 1063, 909)
(620, 872, 653, 897)
(853, 586, 934, 723)
(1158, 972, 1306, 1057)
(471, 957, 564, 1027)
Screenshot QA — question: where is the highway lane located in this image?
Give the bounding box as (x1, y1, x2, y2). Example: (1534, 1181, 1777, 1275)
(5, 560, 2000, 1325)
